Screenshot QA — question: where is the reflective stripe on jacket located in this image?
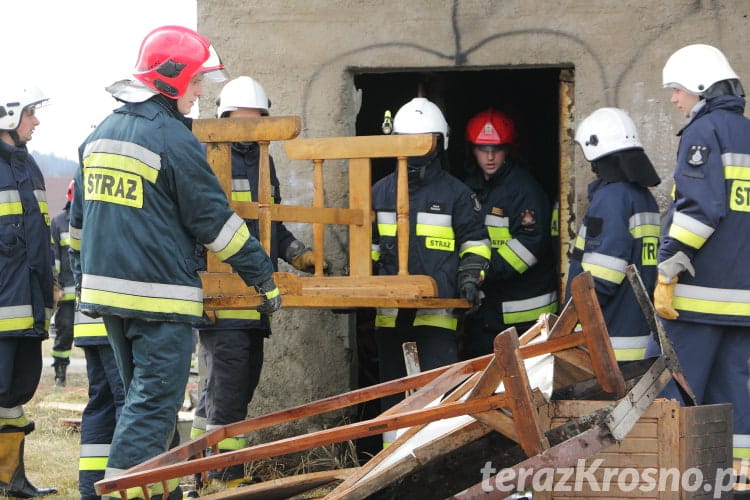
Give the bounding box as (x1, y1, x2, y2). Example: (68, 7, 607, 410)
(0, 141, 54, 338)
(372, 158, 490, 330)
(660, 95, 750, 326)
(567, 179, 659, 341)
(69, 98, 274, 323)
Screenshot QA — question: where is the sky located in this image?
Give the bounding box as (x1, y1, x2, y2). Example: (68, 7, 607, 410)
(7, 0, 197, 161)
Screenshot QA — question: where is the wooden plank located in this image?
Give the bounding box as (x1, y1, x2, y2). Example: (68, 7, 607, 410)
(97, 394, 513, 495)
(192, 116, 301, 143)
(284, 133, 436, 160)
(347, 157, 373, 277)
(127, 355, 493, 473)
(493, 329, 549, 456)
(570, 272, 625, 396)
(231, 203, 366, 226)
(205, 142, 233, 274)
(552, 347, 594, 376)
(547, 299, 578, 339)
(198, 467, 357, 500)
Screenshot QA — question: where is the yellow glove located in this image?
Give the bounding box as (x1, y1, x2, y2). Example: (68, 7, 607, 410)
(291, 249, 316, 273)
(654, 274, 679, 320)
(291, 249, 330, 274)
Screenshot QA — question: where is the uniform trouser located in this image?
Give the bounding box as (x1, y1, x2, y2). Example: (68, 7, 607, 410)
(0, 338, 42, 409)
(644, 320, 750, 459)
(79, 344, 126, 499)
(374, 324, 458, 412)
(103, 316, 192, 471)
(51, 301, 74, 364)
(197, 329, 264, 428)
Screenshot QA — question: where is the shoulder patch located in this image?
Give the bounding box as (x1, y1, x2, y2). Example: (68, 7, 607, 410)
(519, 209, 536, 227)
(687, 145, 709, 167)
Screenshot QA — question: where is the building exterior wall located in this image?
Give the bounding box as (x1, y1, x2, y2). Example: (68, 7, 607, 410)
(196, 0, 750, 427)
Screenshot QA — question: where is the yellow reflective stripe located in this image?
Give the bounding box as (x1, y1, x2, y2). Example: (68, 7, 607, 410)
(413, 312, 458, 330)
(487, 226, 511, 248)
(630, 223, 660, 238)
(215, 309, 261, 320)
(375, 307, 397, 328)
(217, 436, 248, 451)
(416, 224, 455, 239)
(82, 288, 203, 316)
(207, 214, 251, 261)
(734, 433, 750, 459)
(83, 138, 161, 183)
(371, 244, 381, 262)
(0, 202, 22, 216)
(69, 225, 81, 251)
(460, 240, 491, 260)
(574, 235, 585, 251)
(74, 323, 107, 338)
(498, 244, 527, 274)
(582, 262, 625, 284)
(550, 203, 559, 237)
(614, 348, 646, 361)
(502, 293, 558, 324)
(79, 456, 108, 471)
(375, 315, 396, 328)
(265, 287, 280, 299)
(231, 191, 253, 202)
(0, 305, 34, 332)
(668, 212, 713, 250)
(377, 212, 397, 237)
(51, 349, 71, 358)
(674, 289, 750, 317)
(581, 252, 627, 284)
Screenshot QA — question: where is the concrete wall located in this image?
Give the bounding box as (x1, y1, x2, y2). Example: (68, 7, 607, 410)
(196, 0, 750, 431)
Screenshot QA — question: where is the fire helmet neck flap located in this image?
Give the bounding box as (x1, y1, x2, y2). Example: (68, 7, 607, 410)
(133, 25, 228, 99)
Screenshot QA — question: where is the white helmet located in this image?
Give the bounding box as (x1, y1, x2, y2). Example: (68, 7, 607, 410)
(393, 97, 449, 149)
(662, 44, 739, 95)
(216, 76, 270, 118)
(575, 107, 642, 161)
(0, 84, 49, 131)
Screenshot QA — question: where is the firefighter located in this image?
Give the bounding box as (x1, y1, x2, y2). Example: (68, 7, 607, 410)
(49, 179, 76, 387)
(190, 75, 322, 486)
(73, 311, 124, 500)
(0, 82, 57, 497)
(461, 109, 558, 358)
(69, 26, 279, 500)
(645, 44, 750, 467)
(372, 97, 491, 443)
(569, 107, 661, 360)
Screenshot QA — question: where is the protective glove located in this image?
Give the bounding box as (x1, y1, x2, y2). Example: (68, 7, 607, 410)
(255, 276, 282, 315)
(654, 274, 679, 320)
(457, 254, 489, 315)
(286, 240, 329, 274)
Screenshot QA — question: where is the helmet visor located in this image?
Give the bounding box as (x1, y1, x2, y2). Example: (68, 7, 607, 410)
(200, 45, 228, 83)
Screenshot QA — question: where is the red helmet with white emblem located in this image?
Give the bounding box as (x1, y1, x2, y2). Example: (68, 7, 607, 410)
(133, 25, 228, 98)
(465, 109, 516, 147)
(66, 179, 74, 202)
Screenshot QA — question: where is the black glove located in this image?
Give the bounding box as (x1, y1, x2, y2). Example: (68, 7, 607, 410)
(255, 276, 282, 315)
(286, 239, 329, 274)
(457, 254, 489, 315)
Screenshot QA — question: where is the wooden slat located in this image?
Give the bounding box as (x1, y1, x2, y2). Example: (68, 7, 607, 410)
(232, 203, 365, 226)
(198, 468, 357, 500)
(348, 158, 373, 277)
(192, 116, 301, 143)
(493, 329, 549, 456)
(284, 133, 436, 160)
(570, 272, 625, 396)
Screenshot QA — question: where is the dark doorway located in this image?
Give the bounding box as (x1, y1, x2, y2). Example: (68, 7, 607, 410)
(350, 67, 566, 463)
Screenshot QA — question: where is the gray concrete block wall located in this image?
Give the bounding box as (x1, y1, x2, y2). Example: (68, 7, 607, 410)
(196, 0, 750, 429)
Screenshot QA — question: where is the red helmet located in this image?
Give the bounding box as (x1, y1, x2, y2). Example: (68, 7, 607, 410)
(67, 179, 74, 202)
(465, 109, 516, 146)
(133, 25, 227, 98)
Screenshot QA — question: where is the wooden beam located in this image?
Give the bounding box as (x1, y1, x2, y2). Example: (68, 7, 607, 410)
(284, 133, 436, 160)
(192, 116, 301, 143)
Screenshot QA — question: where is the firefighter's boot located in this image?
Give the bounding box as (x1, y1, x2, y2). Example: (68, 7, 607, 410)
(0, 430, 57, 498)
(208, 462, 256, 488)
(52, 359, 68, 388)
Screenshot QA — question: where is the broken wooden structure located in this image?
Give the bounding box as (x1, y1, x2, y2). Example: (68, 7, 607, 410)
(91, 268, 717, 499)
(193, 116, 469, 312)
